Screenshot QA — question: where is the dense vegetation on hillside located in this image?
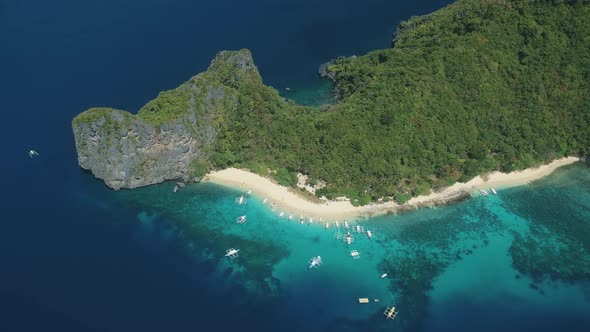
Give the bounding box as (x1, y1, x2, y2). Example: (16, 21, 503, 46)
(309, 0, 590, 203)
(74, 0, 590, 205)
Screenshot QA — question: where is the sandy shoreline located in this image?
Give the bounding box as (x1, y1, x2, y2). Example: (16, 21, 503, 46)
(205, 157, 581, 221)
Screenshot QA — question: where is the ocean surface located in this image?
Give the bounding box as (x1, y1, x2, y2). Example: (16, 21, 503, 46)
(1, 1, 589, 331)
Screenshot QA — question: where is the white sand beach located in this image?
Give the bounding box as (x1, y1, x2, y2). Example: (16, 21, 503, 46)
(206, 157, 581, 221)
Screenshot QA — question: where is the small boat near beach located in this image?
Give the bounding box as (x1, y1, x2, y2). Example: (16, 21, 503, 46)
(384, 306, 399, 320)
(345, 232, 354, 245)
(355, 225, 362, 234)
(479, 189, 489, 196)
(279, 212, 284, 218)
(381, 273, 388, 279)
(325, 223, 330, 230)
(308, 256, 322, 269)
(236, 215, 247, 224)
(235, 195, 247, 205)
(490, 188, 497, 195)
(367, 230, 373, 239)
(350, 250, 360, 259)
(344, 221, 349, 229)
(288, 214, 293, 220)
(246, 189, 252, 196)
(225, 248, 240, 259)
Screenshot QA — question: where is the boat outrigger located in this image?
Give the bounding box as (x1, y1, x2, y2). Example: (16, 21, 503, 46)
(28, 150, 39, 158)
(225, 248, 240, 259)
(384, 306, 399, 320)
(236, 215, 247, 224)
(308, 256, 322, 269)
(345, 232, 354, 245)
(235, 195, 247, 205)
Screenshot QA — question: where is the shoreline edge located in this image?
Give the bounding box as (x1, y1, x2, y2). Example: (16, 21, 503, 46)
(205, 157, 581, 221)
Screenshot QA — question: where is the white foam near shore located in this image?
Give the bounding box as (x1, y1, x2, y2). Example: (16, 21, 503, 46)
(206, 157, 581, 220)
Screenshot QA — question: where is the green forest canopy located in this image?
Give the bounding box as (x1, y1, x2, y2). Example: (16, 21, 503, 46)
(214, 0, 589, 205)
(76, 0, 590, 205)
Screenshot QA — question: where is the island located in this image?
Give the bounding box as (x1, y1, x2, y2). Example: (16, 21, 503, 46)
(72, 0, 589, 213)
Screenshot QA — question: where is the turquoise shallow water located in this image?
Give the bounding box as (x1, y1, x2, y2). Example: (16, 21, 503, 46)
(113, 163, 590, 331)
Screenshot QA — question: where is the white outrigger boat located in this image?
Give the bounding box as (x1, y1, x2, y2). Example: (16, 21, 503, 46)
(350, 250, 360, 259)
(236, 215, 247, 224)
(308, 217, 314, 224)
(225, 248, 240, 259)
(308, 256, 322, 269)
(490, 188, 497, 195)
(246, 190, 252, 196)
(325, 223, 330, 230)
(384, 306, 399, 320)
(335, 221, 340, 228)
(380, 273, 388, 279)
(279, 212, 284, 218)
(28, 149, 39, 158)
(235, 195, 247, 205)
(366, 230, 373, 239)
(344, 221, 350, 229)
(345, 232, 354, 245)
(479, 189, 489, 196)
(355, 225, 362, 234)
(288, 214, 293, 221)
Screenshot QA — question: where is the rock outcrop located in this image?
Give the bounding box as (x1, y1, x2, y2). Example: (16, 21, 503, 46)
(72, 50, 258, 189)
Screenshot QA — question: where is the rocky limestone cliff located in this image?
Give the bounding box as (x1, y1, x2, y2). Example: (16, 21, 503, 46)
(72, 50, 258, 189)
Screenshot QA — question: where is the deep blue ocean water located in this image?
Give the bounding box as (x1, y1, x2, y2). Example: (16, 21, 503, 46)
(1, 1, 589, 331)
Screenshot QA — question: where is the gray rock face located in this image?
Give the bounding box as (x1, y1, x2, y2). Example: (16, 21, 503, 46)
(318, 59, 337, 80)
(73, 114, 201, 190)
(72, 50, 254, 190)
